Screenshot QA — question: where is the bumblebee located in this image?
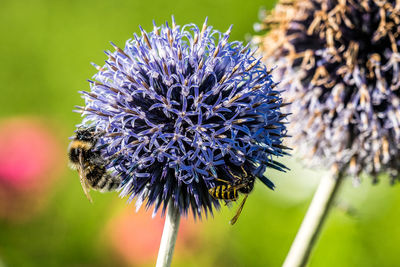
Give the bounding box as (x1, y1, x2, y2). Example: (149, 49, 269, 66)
(68, 126, 120, 202)
(209, 166, 255, 225)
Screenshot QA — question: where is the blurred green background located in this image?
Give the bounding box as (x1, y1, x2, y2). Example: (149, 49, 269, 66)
(1, 0, 400, 266)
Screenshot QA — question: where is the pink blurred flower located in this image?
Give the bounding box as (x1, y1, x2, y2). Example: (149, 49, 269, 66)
(0, 117, 64, 220)
(107, 208, 202, 266)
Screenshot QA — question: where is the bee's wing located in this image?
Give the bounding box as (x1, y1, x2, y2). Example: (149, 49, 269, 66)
(229, 194, 248, 225)
(78, 152, 93, 203)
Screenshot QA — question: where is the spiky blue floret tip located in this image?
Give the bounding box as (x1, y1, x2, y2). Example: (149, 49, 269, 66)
(77, 18, 288, 218)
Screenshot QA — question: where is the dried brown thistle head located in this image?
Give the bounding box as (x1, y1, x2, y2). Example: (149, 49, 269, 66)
(256, 0, 400, 183)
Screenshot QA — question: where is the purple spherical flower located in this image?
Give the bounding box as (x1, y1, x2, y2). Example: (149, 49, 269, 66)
(256, 0, 400, 183)
(75, 17, 288, 218)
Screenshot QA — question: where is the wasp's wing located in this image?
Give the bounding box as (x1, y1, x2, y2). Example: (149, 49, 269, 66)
(229, 194, 248, 225)
(224, 200, 233, 207)
(78, 152, 93, 203)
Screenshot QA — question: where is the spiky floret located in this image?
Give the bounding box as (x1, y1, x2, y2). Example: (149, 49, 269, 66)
(76, 17, 288, 218)
(256, 0, 400, 183)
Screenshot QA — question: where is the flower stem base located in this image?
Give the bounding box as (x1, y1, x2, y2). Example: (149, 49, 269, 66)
(283, 170, 344, 267)
(156, 201, 181, 267)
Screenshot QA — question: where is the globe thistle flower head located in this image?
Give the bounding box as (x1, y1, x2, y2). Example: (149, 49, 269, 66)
(256, 0, 400, 183)
(76, 17, 288, 218)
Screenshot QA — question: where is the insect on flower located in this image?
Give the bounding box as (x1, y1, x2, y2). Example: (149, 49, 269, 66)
(68, 127, 121, 202)
(209, 166, 260, 225)
(73, 17, 289, 218)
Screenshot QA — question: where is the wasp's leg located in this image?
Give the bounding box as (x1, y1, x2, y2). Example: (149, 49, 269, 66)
(240, 166, 248, 177)
(226, 167, 243, 181)
(229, 194, 248, 225)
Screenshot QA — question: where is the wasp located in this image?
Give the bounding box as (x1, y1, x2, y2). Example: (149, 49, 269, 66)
(209, 166, 255, 225)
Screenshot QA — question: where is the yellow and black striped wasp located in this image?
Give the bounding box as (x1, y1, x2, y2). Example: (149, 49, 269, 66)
(209, 166, 255, 225)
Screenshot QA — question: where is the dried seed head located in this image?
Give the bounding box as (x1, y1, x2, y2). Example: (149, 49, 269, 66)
(256, 0, 400, 183)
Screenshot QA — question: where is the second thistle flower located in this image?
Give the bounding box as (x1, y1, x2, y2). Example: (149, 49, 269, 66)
(76, 18, 288, 218)
(256, 0, 400, 183)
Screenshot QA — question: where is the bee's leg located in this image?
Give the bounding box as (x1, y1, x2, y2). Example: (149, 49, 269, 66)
(78, 153, 93, 203)
(229, 194, 248, 225)
(79, 172, 93, 203)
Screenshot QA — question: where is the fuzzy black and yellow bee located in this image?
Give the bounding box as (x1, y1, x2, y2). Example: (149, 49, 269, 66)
(68, 126, 120, 202)
(209, 166, 255, 225)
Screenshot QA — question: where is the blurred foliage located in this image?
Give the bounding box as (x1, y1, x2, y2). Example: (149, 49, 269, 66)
(1, 0, 400, 266)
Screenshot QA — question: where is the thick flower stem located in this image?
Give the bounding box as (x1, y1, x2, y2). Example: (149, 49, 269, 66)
(282, 170, 345, 267)
(156, 201, 181, 267)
